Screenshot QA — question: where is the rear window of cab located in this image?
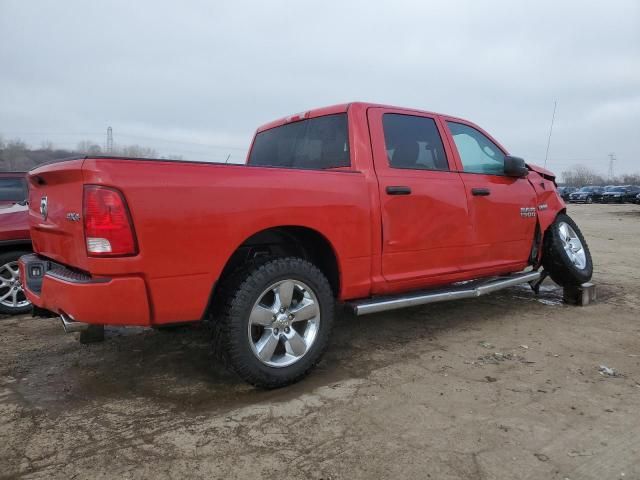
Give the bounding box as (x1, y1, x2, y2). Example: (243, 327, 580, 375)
(248, 114, 350, 170)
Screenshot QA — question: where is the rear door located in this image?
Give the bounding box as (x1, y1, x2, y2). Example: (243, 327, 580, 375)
(442, 119, 537, 271)
(367, 108, 472, 286)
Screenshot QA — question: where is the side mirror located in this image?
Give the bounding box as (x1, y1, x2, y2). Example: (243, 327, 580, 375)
(504, 155, 529, 178)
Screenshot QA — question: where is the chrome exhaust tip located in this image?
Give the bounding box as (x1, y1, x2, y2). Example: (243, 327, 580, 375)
(60, 313, 90, 333)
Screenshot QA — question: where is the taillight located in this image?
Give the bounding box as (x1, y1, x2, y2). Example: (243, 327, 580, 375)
(83, 185, 137, 256)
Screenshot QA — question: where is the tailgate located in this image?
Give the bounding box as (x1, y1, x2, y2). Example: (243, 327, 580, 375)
(28, 159, 89, 270)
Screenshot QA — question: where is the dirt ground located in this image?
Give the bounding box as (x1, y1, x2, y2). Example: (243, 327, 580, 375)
(1, 204, 639, 480)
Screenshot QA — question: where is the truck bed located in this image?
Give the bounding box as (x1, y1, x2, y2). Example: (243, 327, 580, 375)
(27, 156, 373, 324)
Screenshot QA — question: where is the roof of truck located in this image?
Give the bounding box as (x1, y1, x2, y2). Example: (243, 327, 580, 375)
(255, 102, 457, 133)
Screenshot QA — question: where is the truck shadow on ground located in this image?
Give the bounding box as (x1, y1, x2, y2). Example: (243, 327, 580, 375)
(7, 280, 613, 415)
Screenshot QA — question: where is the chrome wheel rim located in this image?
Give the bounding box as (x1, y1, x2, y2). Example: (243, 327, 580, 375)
(0, 261, 30, 310)
(247, 279, 320, 368)
(558, 222, 587, 270)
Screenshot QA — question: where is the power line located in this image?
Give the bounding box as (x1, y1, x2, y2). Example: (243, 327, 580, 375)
(115, 133, 247, 150)
(608, 153, 616, 181)
(0, 131, 248, 151)
(106, 126, 113, 154)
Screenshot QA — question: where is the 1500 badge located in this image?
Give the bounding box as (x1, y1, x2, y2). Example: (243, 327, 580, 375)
(520, 207, 536, 218)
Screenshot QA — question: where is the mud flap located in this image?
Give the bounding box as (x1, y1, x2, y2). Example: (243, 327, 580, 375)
(79, 325, 105, 344)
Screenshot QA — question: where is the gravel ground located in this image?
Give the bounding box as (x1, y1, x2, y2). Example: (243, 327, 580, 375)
(1, 204, 639, 479)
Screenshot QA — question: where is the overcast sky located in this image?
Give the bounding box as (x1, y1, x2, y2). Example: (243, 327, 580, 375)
(1, 0, 638, 174)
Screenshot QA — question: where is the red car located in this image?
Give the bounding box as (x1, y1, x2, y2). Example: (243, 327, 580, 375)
(20, 103, 593, 387)
(0, 172, 31, 315)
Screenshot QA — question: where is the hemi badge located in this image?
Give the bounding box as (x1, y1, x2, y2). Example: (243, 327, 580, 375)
(538, 204, 548, 211)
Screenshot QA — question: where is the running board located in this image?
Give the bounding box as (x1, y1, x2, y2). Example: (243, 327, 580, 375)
(348, 271, 541, 316)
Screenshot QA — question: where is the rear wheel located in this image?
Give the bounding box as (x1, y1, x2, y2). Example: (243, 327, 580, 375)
(211, 257, 335, 388)
(542, 214, 593, 287)
(0, 251, 31, 315)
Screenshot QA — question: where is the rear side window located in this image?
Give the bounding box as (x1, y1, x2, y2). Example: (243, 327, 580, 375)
(0, 177, 27, 202)
(447, 121, 505, 175)
(248, 114, 350, 169)
(382, 114, 448, 171)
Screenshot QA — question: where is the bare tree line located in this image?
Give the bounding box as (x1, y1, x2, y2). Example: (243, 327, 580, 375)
(0, 136, 182, 172)
(1, 136, 638, 185)
(560, 164, 640, 187)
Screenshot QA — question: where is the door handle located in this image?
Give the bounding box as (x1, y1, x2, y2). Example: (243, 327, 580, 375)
(386, 186, 412, 195)
(471, 187, 491, 196)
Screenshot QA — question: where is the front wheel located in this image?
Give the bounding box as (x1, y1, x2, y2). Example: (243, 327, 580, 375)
(211, 257, 335, 388)
(542, 214, 593, 287)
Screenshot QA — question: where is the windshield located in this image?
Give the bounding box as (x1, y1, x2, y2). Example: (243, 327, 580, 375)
(0, 177, 27, 202)
(610, 187, 626, 192)
(578, 187, 597, 192)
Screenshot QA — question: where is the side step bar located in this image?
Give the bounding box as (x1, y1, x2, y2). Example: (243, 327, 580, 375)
(348, 271, 541, 316)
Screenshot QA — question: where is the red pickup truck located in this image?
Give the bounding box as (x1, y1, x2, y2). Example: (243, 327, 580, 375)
(20, 102, 592, 387)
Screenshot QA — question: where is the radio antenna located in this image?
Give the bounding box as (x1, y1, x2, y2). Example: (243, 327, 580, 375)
(544, 101, 557, 168)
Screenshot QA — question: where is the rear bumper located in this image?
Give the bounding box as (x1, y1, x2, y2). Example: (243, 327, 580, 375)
(19, 253, 151, 326)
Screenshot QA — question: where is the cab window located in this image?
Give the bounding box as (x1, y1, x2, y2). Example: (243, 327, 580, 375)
(447, 122, 505, 175)
(382, 114, 448, 171)
(0, 177, 27, 202)
(248, 114, 350, 170)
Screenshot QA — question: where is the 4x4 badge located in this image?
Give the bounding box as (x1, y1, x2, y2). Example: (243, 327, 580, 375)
(40, 196, 48, 221)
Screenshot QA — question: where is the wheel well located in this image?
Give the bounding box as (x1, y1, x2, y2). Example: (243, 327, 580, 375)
(216, 227, 340, 297)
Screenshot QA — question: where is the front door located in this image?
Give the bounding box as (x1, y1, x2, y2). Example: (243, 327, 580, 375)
(442, 119, 537, 272)
(367, 108, 473, 288)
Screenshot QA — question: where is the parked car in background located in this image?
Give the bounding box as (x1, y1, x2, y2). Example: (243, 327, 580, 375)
(601, 186, 640, 203)
(557, 186, 577, 201)
(0, 172, 28, 207)
(20, 102, 593, 388)
(623, 186, 640, 203)
(635, 193, 640, 204)
(568, 186, 604, 204)
(0, 173, 32, 314)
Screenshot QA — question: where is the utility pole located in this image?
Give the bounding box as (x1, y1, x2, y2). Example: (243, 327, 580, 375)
(106, 126, 113, 154)
(607, 153, 616, 182)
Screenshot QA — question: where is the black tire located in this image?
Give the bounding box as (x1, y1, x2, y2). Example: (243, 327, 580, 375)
(211, 257, 335, 389)
(542, 213, 593, 287)
(0, 250, 32, 315)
